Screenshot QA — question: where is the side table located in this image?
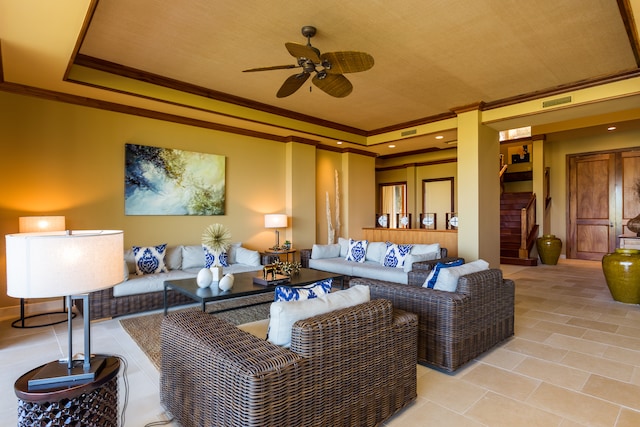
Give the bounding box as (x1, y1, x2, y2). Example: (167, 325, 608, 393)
(261, 248, 297, 263)
(15, 356, 120, 427)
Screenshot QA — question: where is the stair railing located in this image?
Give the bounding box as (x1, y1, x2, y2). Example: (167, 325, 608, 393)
(519, 193, 537, 258)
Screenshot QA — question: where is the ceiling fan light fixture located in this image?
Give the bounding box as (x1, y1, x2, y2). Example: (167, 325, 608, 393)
(243, 25, 374, 98)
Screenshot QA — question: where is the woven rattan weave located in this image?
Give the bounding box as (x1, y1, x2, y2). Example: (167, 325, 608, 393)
(160, 299, 417, 427)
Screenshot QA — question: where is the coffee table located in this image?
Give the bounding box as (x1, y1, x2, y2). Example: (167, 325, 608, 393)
(163, 268, 343, 315)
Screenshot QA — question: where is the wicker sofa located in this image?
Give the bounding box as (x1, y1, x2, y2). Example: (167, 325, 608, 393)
(78, 244, 266, 320)
(300, 238, 450, 285)
(351, 268, 515, 372)
(160, 299, 418, 427)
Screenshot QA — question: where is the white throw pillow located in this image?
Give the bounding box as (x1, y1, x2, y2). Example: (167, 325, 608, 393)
(132, 244, 168, 275)
(338, 237, 349, 258)
(365, 241, 387, 262)
(381, 242, 413, 268)
(345, 239, 368, 263)
(181, 245, 206, 269)
(433, 259, 490, 292)
(411, 243, 440, 257)
(311, 244, 341, 259)
(235, 246, 261, 266)
(267, 285, 371, 347)
(403, 253, 436, 273)
(165, 245, 183, 270)
(226, 242, 242, 264)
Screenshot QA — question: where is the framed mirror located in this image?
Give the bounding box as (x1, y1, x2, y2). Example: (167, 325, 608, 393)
(380, 182, 407, 228)
(422, 178, 454, 230)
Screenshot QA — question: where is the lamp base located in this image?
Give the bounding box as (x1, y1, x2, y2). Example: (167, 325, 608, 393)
(28, 356, 106, 390)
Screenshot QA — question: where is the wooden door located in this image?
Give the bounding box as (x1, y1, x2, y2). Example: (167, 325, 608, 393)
(567, 149, 640, 260)
(621, 151, 640, 234)
(567, 153, 615, 260)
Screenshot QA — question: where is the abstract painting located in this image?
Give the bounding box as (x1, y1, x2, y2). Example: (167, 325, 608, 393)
(125, 143, 225, 215)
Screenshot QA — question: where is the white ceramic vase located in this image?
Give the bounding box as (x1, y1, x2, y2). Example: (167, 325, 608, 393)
(196, 268, 213, 288)
(210, 265, 223, 281)
(219, 273, 235, 291)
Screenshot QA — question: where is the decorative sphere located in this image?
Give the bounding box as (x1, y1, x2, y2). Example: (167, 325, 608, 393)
(196, 268, 213, 288)
(219, 273, 235, 291)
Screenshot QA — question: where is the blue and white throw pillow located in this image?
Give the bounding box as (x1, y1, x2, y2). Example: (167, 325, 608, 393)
(382, 242, 413, 268)
(274, 278, 333, 302)
(424, 259, 465, 288)
(345, 239, 368, 263)
(133, 244, 168, 275)
(203, 245, 229, 268)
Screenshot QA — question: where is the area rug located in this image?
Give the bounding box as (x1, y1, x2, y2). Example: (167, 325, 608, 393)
(119, 293, 272, 369)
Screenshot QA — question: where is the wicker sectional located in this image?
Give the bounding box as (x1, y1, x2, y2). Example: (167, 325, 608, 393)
(351, 268, 515, 372)
(160, 299, 418, 427)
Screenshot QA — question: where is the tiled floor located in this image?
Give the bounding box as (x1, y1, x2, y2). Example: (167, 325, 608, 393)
(1, 259, 639, 426)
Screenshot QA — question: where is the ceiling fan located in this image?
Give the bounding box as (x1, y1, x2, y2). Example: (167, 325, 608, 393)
(243, 26, 374, 98)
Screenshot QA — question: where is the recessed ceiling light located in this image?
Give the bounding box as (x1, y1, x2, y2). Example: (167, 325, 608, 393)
(607, 126, 616, 131)
(388, 144, 396, 148)
(435, 135, 444, 140)
(337, 141, 343, 144)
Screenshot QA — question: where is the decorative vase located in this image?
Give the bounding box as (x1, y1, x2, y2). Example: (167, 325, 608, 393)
(536, 234, 562, 265)
(627, 213, 640, 236)
(602, 249, 640, 304)
(218, 273, 234, 291)
(196, 268, 213, 288)
(210, 265, 223, 281)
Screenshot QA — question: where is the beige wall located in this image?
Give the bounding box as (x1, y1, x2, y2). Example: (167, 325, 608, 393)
(315, 149, 375, 243)
(376, 151, 458, 230)
(0, 91, 290, 309)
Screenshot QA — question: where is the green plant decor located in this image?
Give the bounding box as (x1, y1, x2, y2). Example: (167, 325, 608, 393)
(202, 223, 231, 253)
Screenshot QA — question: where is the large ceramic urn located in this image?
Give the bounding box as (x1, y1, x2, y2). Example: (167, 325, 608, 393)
(601, 249, 640, 304)
(536, 234, 562, 265)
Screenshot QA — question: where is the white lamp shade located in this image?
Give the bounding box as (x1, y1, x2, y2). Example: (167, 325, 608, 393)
(19, 216, 66, 233)
(264, 214, 287, 228)
(5, 230, 124, 298)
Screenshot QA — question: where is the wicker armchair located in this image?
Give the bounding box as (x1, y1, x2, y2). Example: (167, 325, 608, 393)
(160, 299, 417, 427)
(351, 268, 515, 372)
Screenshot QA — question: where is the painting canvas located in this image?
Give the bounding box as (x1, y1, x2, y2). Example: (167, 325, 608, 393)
(125, 143, 225, 215)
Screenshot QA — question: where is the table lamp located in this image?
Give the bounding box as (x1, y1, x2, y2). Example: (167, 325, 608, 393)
(6, 230, 123, 389)
(264, 214, 287, 250)
(13, 215, 69, 328)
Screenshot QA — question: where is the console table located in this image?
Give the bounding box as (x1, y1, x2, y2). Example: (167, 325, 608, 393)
(362, 228, 458, 257)
(620, 236, 640, 250)
(14, 356, 120, 427)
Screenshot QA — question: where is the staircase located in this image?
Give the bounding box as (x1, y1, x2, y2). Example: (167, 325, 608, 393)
(500, 192, 538, 266)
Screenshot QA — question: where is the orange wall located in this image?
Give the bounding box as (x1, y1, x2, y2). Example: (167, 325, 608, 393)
(0, 91, 289, 309)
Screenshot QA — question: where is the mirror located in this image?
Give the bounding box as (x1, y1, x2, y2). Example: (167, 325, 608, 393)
(380, 182, 407, 228)
(422, 178, 454, 230)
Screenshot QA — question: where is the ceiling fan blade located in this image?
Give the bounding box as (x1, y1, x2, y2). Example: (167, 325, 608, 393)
(277, 73, 310, 98)
(285, 42, 321, 63)
(312, 73, 353, 98)
(243, 64, 299, 72)
(320, 51, 374, 74)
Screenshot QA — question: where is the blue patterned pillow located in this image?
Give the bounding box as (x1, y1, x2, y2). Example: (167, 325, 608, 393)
(203, 245, 229, 268)
(274, 279, 333, 302)
(345, 239, 368, 263)
(133, 244, 168, 275)
(424, 259, 465, 288)
(382, 242, 413, 268)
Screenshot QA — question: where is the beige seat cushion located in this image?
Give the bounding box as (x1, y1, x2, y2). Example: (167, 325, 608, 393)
(237, 318, 269, 339)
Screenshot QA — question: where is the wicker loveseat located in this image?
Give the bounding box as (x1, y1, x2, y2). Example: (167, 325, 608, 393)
(160, 299, 418, 427)
(351, 268, 515, 372)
